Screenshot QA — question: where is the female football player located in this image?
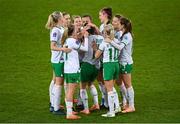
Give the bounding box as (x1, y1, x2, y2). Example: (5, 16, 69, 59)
(112, 14, 128, 109)
(62, 12, 71, 27)
(98, 7, 113, 108)
(94, 24, 121, 117)
(106, 17, 135, 113)
(80, 15, 100, 114)
(45, 11, 71, 115)
(64, 24, 89, 120)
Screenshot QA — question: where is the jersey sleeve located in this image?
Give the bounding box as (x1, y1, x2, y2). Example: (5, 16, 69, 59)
(98, 42, 105, 51)
(114, 38, 120, 44)
(121, 35, 130, 45)
(71, 38, 88, 52)
(50, 29, 60, 42)
(111, 40, 125, 51)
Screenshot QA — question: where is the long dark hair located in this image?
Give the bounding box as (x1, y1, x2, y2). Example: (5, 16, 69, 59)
(100, 7, 112, 24)
(61, 24, 75, 45)
(120, 17, 133, 39)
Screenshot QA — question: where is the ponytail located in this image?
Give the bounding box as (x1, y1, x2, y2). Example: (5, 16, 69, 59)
(45, 11, 63, 29)
(100, 7, 112, 21)
(120, 17, 133, 39)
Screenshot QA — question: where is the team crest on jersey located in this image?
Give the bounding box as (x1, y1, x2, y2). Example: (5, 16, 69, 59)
(53, 32, 57, 37)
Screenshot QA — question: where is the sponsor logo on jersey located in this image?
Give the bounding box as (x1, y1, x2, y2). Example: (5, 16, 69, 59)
(53, 32, 57, 37)
(76, 40, 80, 45)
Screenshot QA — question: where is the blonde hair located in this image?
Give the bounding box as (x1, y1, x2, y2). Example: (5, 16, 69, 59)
(45, 11, 63, 29)
(72, 15, 81, 23)
(104, 24, 115, 40)
(61, 27, 68, 45)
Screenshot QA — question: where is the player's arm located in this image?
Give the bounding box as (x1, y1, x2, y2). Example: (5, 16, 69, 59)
(110, 41, 125, 51)
(74, 31, 89, 52)
(94, 42, 104, 59)
(105, 38, 126, 51)
(112, 37, 130, 51)
(79, 37, 88, 51)
(94, 50, 102, 59)
(50, 29, 71, 52)
(51, 42, 71, 53)
(87, 23, 100, 35)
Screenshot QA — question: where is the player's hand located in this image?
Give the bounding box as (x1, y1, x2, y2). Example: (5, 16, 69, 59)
(87, 22, 96, 27)
(92, 41, 97, 51)
(83, 31, 89, 38)
(62, 47, 72, 53)
(105, 38, 112, 43)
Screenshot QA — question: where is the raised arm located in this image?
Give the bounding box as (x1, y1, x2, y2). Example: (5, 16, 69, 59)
(78, 37, 88, 52)
(87, 23, 100, 35)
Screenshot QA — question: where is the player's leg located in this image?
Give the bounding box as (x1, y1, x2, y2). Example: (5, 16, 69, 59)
(65, 73, 81, 120)
(121, 64, 135, 113)
(101, 63, 116, 117)
(89, 83, 100, 111)
(66, 83, 81, 119)
(49, 71, 55, 112)
(80, 83, 90, 114)
(113, 62, 121, 113)
(52, 77, 65, 115)
(97, 70, 108, 108)
(101, 80, 115, 117)
(88, 65, 99, 111)
(113, 85, 121, 113)
(51, 63, 65, 115)
(119, 76, 128, 110)
(118, 63, 128, 109)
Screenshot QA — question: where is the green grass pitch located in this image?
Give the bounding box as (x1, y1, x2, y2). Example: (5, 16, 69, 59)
(0, 0, 180, 123)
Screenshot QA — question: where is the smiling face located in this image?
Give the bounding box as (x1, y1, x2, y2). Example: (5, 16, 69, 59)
(82, 16, 91, 26)
(112, 17, 120, 30)
(63, 14, 71, 27)
(99, 11, 107, 23)
(57, 16, 64, 27)
(73, 17, 82, 29)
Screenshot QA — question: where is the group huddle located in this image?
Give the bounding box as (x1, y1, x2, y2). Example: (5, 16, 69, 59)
(45, 7, 135, 120)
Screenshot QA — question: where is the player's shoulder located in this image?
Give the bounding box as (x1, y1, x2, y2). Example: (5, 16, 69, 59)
(115, 31, 122, 37)
(100, 40, 107, 46)
(59, 26, 65, 33)
(123, 32, 132, 40)
(99, 24, 105, 33)
(88, 35, 95, 42)
(51, 27, 60, 35)
(96, 35, 104, 40)
(66, 37, 76, 44)
(51, 27, 59, 32)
